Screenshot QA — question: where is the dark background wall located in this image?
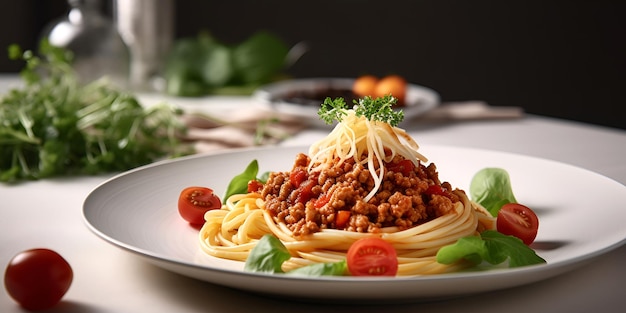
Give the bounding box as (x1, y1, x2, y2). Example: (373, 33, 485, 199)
(1, 0, 624, 130)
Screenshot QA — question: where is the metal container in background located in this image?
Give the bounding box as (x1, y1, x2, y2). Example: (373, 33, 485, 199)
(114, 0, 174, 91)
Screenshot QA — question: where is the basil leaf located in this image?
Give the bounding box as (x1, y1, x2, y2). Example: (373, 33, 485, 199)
(286, 260, 348, 277)
(469, 167, 518, 216)
(223, 159, 259, 201)
(257, 171, 270, 183)
(244, 234, 289, 273)
(244, 235, 348, 277)
(480, 230, 546, 267)
(436, 236, 487, 265)
(436, 230, 546, 268)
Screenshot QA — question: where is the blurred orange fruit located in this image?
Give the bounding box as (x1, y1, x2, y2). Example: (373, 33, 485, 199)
(374, 75, 407, 105)
(352, 75, 379, 98)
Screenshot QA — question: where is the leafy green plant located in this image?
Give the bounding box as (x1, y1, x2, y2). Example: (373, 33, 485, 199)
(0, 41, 192, 183)
(164, 31, 290, 97)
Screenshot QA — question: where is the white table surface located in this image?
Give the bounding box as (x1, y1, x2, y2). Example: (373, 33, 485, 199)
(1, 75, 625, 312)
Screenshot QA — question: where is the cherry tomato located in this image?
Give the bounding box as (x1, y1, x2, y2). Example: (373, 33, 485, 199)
(346, 237, 398, 276)
(4, 248, 73, 311)
(374, 75, 407, 104)
(178, 186, 222, 225)
(497, 203, 539, 245)
(352, 75, 379, 98)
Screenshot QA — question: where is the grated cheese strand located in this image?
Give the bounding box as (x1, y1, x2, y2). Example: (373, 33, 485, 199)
(308, 110, 427, 202)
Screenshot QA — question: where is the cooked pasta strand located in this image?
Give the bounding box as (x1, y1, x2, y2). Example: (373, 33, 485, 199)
(199, 189, 494, 276)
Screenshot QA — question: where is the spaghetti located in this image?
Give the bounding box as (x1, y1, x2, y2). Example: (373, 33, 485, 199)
(198, 97, 496, 276)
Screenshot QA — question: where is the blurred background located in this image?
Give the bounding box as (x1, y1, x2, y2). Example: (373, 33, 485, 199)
(1, 0, 624, 130)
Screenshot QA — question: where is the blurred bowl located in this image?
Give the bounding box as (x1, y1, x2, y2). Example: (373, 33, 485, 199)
(253, 78, 440, 127)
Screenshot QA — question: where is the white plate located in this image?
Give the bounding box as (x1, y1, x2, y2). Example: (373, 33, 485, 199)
(253, 78, 440, 127)
(82, 145, 626, 301)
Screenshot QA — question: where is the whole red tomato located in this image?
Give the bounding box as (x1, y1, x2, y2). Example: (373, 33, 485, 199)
(4, 248, 73, 310)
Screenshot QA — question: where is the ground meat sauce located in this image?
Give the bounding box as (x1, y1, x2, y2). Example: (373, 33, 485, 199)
(260, 153, 461, 237)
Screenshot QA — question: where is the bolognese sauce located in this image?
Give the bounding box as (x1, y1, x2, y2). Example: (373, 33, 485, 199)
(261, 152, 461, 237)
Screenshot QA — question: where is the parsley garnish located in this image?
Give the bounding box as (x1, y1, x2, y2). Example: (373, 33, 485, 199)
(318, 95, 404, 126)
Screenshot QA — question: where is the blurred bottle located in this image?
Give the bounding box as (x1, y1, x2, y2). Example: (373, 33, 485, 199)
(40, 0, 130, 88)
(115, 0, 174, 91)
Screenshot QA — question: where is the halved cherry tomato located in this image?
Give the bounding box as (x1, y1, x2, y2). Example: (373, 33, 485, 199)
(346, 237, 398, 276)
(335, 210, 351, 229)
(4, 248, 73, 311)
(497, 203, 539, 245)
(178, 186, 222, 225)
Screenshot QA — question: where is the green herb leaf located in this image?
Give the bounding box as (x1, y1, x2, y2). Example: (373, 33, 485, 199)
(436, 230, 546, 268)
(354, 95, 404, 126)
(481, 230, 546, 267)
(286, 260, 347, 277)
(469, 167, 518, 216)
(0, 42, 192, 183)
(223, 159, 269, 201)
(165, 31, 290, 97)
(224, 159, 259, 201)
(317, 95, 404, 126)
(318, 97, 348, 124)
(164, 34, 218, 96)
(244, 234, 290, 273)
(257, 171, 270, 183)
(244, 234, 348, 276)
(435, 235, 487, 265)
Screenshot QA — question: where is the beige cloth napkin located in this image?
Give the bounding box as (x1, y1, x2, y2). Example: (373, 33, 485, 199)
(179, 107, 306, 153)
(180, 101, 523, 153)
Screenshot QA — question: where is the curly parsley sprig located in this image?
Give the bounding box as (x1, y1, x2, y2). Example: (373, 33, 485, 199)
(318, 95, 404, 126)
